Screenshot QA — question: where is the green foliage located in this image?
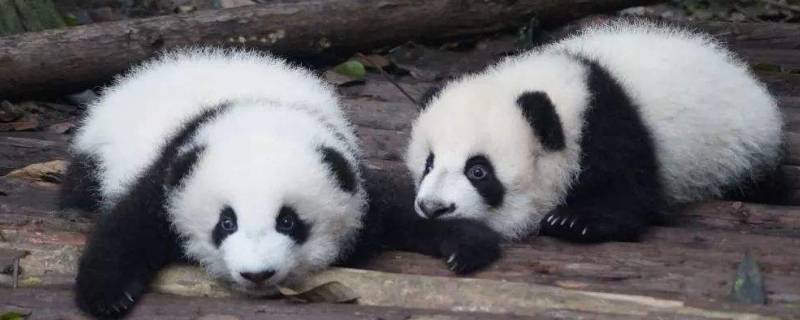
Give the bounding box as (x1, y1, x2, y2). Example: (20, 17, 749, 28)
(729, 252, 766, 305)
(13, 0, 66, 31)
(333, 60, 367, 80)
(0, 312, 28, 320)
(0, 0, 24, 35)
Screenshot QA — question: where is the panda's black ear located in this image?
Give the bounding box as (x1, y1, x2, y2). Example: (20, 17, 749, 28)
(516, 91, 565, 151)
(164, 145, 206, 188)
(417, 86, 442, 111)
(320, 146, 357, 193)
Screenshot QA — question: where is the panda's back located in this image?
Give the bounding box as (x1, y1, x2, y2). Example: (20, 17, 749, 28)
(73, 48, 348, 205)
(549, 21, 782, 203)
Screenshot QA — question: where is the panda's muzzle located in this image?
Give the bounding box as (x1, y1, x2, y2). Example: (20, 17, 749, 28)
(418, 199, 456, 219)
(240, 270, 276, 284)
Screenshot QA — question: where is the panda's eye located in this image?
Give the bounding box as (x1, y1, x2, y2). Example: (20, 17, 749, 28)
(212, 206, 238, 247)
(220, 217, 236, 231)
(467, 164, 489, 180)
(423, 152, 434, 175)
(276, 208, 297, 232)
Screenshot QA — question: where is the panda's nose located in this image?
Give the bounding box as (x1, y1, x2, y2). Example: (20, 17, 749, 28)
(240, 270, 276, 283)
(418, 199, 456, 219)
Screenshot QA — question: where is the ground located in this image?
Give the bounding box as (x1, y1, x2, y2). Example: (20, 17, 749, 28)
(1, 5, 800, 320)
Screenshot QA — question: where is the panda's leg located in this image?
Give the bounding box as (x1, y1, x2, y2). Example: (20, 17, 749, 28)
(59, 152, 103, 213)
(75, 170, 182, 319)
(540, 189, 663, 242)
(390, 217, 502, 274)
(350, 167, 501, 274)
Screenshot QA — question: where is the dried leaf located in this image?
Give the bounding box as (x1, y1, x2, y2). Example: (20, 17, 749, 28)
(729, 252, 766, 305)
(5, 160, 68, 182)
(278, 281, 359, 304)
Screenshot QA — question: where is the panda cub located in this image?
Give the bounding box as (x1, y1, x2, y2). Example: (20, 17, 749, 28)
(60, 48, 368, 318)
(406, 20, 782, 250)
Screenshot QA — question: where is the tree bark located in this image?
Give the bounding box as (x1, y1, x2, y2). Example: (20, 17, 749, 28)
(0, 0, 660, 99)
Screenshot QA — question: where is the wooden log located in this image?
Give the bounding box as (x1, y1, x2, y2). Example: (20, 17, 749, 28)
(0, 287, 537, 320)
(0, 0, 661, 99)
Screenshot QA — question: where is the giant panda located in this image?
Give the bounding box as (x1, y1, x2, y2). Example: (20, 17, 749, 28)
(60, 48, 372, 318)
(405, 20, 783, 265)
(61, 47, 500, 318)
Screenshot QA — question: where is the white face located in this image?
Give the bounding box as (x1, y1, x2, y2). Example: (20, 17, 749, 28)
(406, 55, 588, 239)
(406, 83, 542, 240)
(167, 107, 364, 295)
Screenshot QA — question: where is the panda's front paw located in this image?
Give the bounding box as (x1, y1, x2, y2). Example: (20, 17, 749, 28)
(540, 211, 591, 240)
(75, 272, 146, 319)
(439, 220, 501, 274)
(540, 210, 646, 242)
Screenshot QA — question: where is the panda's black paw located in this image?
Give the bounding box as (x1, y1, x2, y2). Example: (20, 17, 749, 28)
(540, 210, 646, 243)
(439, 220, 502, 274)
(75, 272, 146, 319)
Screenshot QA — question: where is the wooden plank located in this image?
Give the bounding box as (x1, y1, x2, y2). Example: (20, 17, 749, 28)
(699, 22, 800, 50)
(739, 48, 800, 72)
(0, 132, 68, 175)
(674, 201, 800, 237)
(2, 186, 799, 312)
(759, 72, 800, 97)
(784, 132, 800, 166)
(361, 226, 800, 304)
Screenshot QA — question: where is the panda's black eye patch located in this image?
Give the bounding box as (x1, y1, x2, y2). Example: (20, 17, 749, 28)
(423, 152, 434, 177)
(212, 206, 237, 247)
(464, 155, 505, 208)
(276, 206, 309, 244)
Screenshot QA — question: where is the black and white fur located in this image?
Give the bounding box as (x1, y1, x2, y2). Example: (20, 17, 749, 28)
(406, 21, 783, 254)
(61, 48, 370, 318)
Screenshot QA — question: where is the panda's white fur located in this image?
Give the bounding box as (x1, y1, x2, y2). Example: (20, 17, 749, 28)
(75, 48, 359, 207)
(67, 48, 366, 315)
(406, 20, 782, 240)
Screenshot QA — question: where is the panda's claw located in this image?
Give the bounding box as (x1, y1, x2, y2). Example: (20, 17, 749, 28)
(125, 291, 135, 303)
(540, 208, 648, 242)
(437, 219, 501, 275)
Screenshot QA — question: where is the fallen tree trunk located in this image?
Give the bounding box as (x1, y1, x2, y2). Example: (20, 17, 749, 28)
(0, 0, 660, 99)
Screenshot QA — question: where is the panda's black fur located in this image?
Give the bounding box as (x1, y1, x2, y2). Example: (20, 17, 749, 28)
(539, 57, 665, 242)
(70, 104, 228, 316)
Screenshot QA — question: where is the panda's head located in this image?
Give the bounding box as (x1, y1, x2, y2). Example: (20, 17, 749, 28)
(166, 104, 365, 295)
(405, 53, 589, 239)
